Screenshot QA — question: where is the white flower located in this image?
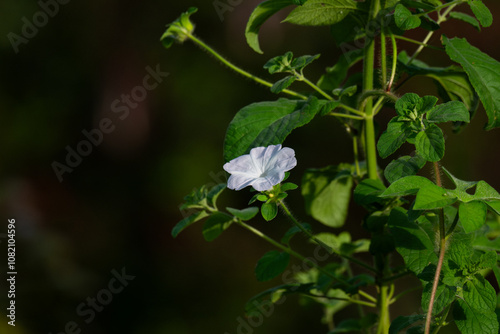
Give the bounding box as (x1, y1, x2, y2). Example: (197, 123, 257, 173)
(223, 144, 297, 191)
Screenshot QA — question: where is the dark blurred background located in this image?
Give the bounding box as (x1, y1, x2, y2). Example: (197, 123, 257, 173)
(0, 1, 500, 333)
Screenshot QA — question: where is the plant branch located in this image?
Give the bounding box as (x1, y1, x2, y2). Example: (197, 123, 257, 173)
(188, 34, 307, 100)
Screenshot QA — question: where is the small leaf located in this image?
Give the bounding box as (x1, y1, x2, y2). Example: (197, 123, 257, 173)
(264, 52, 294, 74)
(427, 101, 470, 123)
(414, 184, 457, 210)
(468, 0, 493, 28)
(377, 118, 413, 158)
(381, 175, 435, 197)
(271, 76, 297, 93)
(255, 250, 291, 281)
(291, 54, 321, 70)
(449, 12, 481, 31)
(281, 182, 298, 191)
(261, 202, 279, 221)
(202, 212, 233, 241)
(283, 0, 359, 26)
(443, 36, 500, 130)
(394, 4, 421, 30)
(245, 0, 296, 54)
(172, 211, 209, 237)
(459, 201, 487, 233)
(415, 124, 445, 162)
(227, 207, 259, 221)
(245, 283, 314, 316)
(384, 155, 426, 184)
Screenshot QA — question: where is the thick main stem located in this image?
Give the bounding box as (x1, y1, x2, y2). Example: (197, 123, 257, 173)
(362, 0, 380, 181)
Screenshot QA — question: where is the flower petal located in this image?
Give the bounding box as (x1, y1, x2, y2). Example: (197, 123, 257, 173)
(223, 154, 260, 176)
(250, 144, 282, 174)
(272, 147, 297, 171)
(227, 174, 257, 191)
(251, 171, 285, 191)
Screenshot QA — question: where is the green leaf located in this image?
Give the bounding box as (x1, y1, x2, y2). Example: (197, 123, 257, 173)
(443, 36, 500, 130)
(415, 124, 445, 162)
(389, 314, 425, 334)
(245, 0, 296, 54)
(468, 0, 493, 28)
(398, 51, 479, 119)
(442, 167, 500, 203)
(255, 250, 291, 281)
(264, 51, 294, 74)
(388, 208, 438, 276)
(291, 54, 321, 70)
(427, 101, 470, 123)
(224, 97, 321, 161)
(160, 7, 198, 49)
(414, 184, 457, 210)
(381, 175, 435, 198)
(459, 201, 487, 233)
(227, 207, 259, 221)
(207, 183, 226, 207)
(261, 201, 279, 221)
(353, 179, 387, 210)
(317, 49, 364, 92)
(202, 212, 233, 241)
(281, 223, 312, 244)
(271, 76, 297, 93)
(453, 275, 499, 334)
(394, 4, 421, 30)
(172, 211, 210, 238)
(449, 12, 481, 31)
(281, 182, 298, 191)
(401, 0, 435, 10)
(377, 118, 413, 158)
(384, 155, 426, 184)
(486, 200, 500, 215)
(302, 166, 353, 228)
(283, 0, 359, 26)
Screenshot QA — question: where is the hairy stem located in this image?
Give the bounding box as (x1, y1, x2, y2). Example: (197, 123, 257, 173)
(424, 162, 447, 334)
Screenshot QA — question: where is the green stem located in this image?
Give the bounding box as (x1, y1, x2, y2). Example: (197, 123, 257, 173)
(353, 136, 362, 176)
(381, 30, 388, 90)
(414, 0, 467, 17)
(393, 35, 443, 51)
(408, 4, 458, 64)
(302, 76, 334, 101)
(390, 286, 422, 303)
(340, 104, 366, 117)
(388, 33, 398, 91)
(188, 34, 307, 100)
(328, 112, 365, 120)
(279, 200, 378, 273)
(307, 292, 377, 308)
(376, 285, 391, 334)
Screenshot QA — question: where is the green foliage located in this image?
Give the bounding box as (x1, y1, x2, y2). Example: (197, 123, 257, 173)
(394, 4, 421, 30)
(167, 2, 500, 333)
(302, 165, 353, 228)
(160, 7, 197, 48)
(245, 0, 297, 54)
(283, 0, 361, 26)
(223, 97, 323, 161)
(255, 250, 291, 281)
(443, 36, 500, 130)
